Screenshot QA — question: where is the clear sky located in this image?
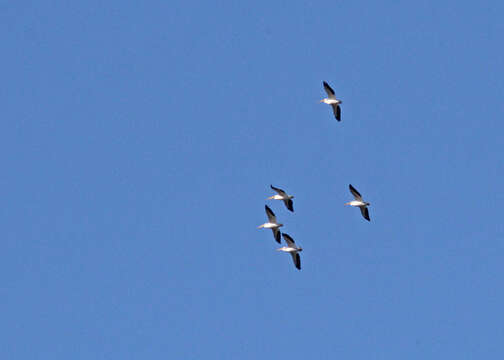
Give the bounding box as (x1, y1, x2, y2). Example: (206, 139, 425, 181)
(2, 1, 504, 359)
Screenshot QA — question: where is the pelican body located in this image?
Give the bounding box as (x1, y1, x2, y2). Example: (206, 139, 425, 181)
(345, 184, 371, 221)
(277, 233, 302, 270)
(258, 205, 283, 243)
(321, 81, 342, 121)
(267, 185, 294, 212)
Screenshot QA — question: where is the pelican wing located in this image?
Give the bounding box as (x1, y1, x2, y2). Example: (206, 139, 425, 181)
(290, 252, 301, 270)
(272, 228, 281, 243)
(284, 198, 294, 212)
(349, 184, 363, 201)
(282, 233, 296, 247)
(332, 104, 341, 121)
(360, 206, 371, 221)
(265, 205, 277, 223)
(323, 81, 336, 99)
(270, 184, 287, 197)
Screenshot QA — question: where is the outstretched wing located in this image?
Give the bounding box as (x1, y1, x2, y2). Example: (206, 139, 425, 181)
(360, 206, 371, 221)
(349, 184, 363, 201)
(265, 205, 277, 223)
(323, 81, 336, 99)
(332, 104, 341, 121)
(283, 199, 294, 212)
(290, 252, 301, 270)
(270, 184, 287, 197)
(281, 233, 296, 247)
(273, 228, 281, 243)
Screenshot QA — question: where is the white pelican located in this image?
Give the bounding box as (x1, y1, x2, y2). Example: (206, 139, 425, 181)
(345, 184, 370, 221)
(277, 233, 302, 270)
(257, 205, 283, 243)
(267, 185, 294, 212)
(321, 81, 342, 121)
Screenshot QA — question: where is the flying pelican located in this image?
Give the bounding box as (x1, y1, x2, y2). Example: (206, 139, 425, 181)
(267, 185, 294, 212)
(345, 184, 370, 221)
(277, 233, 302, 270)
(320, 81, 342, 121)
(257, 205, 283, 243)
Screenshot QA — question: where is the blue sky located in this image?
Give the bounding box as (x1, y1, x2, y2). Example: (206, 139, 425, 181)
(2, 1, 504, 358)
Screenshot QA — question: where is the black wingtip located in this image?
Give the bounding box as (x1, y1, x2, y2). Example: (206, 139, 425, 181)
(363, 207, 371, 221)
(276, 231, 281, 243)
(281, 233, 291, 242)
(323, 81, 335, 94)
(265, 204, 274, 217)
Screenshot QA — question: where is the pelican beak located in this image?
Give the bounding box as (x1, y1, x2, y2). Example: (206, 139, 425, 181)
(344, 202, 351, 206)
(257, 225, 264, 229)
(266, 196, 274, 200)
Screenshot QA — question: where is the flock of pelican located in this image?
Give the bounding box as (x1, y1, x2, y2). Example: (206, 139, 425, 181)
(257, 81, 372, 271)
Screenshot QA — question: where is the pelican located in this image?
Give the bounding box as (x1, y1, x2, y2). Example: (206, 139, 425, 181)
(267, 185, 294, 212)
(345, 184, 370, 221)
(277, 233, 302, 270)
(320, 81, 342, 121)
(257, 205, 283, 243)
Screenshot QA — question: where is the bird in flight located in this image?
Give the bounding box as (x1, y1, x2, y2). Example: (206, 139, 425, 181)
(257, 205, 284, 243)
(267, 185, 294, 212)
(345, 184, 371, 221)
(277, 233, 303, 270)
(320, 81, 342, 121)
